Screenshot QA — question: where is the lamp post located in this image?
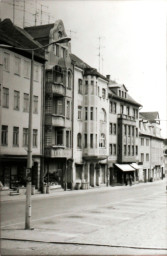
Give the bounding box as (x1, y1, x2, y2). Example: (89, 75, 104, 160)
(0, 36, 71, 229)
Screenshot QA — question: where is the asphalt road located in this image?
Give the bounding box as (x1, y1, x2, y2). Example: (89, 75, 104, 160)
(1, 180, 167, 255)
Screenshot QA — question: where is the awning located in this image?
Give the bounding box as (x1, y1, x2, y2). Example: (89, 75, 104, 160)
(115, 164, 135, 172)
(130, 163, 140, 169)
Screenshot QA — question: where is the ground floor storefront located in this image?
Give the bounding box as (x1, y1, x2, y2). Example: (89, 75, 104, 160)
(0, 156, 41, 189)
(139, 165, 164, 183)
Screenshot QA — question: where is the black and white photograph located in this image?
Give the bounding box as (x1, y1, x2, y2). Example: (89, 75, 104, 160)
(0, 0, 167, 255)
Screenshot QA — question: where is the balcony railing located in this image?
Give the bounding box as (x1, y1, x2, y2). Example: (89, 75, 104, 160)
(45, 146, 72, 158)
(45, 114, 65, 127)
(118, 114, 135, 121)
(46, 82, 65, 96)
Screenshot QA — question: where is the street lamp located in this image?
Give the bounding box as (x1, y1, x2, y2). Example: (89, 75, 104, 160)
(0, 36, 71, 229)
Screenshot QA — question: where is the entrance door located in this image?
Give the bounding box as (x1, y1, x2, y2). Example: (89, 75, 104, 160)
(90, 164, 94, 186)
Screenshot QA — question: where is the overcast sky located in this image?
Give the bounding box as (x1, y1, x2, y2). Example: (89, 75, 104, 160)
(1, 0, 167, 137)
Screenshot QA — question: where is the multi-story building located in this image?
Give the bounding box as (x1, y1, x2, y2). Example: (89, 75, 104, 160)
(0, 19, 45, 189)
(108, 79, 142, 185)
(139, 112, 164, 182)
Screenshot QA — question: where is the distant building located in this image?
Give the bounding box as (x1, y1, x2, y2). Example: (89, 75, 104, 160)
(0, 19, 45, 189)
(139, 112, 164, 182)
(108, 79, 142, 186)
(163, 139, 167, 176)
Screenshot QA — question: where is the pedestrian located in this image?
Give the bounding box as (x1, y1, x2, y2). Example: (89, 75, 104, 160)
(129, 175, 132, 186)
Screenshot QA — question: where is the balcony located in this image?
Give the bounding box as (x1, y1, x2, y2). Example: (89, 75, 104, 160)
(45, 146, 72, 158)
(46, 82, 65, 96)
(118, 114, 135, 121)
(45, 114, 65, 127)
(83, 148, 107, 160)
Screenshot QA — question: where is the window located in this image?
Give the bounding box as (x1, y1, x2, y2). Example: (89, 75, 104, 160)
(90, 107, 93, 120)
(100, 108, 106, 122)
(125, 92, 127, 98)
(146, 153, 149, 161)
(126, 106, 129, 116)
(119, 90, 121, 97)
(113, 144, 116, 155)
(128, 126, 131, 136)
(113, 102, 116, 113)
(78, 106, 82, 120)
(33, 129, 38, 147)
(0, 84, 1, 106)
(136, 146, 138, 155)
(146, 139, 149, 146)
(1, 125, 8, 145)
(85, 81, 88, 94)
(91, 81, 94, 95)
(34, 64, 39, 81)
(13, 127, 19, 146)
(109, 101, 112, 113)
(141, 153, 144, 162)
(85, 107, 88, 120)
(113, 124, 116, 134)
(109, 123, 112, 134)
(3, 87, 9, 108)
(14, 56, 21, 75)
(14, 90, 20, 110)
(24, 60, 30, 78)
(132, 126, 134, 136)
(128, 145, 130, 155)
(23, 93, 29, 112)
(120, 105, 124, 114)
(122, 91, 124, 98)
(61, 47, 66, 58)
(95, 134, 97, 148)
(67, 71, 71, 89)
(23, 128, 28, 147)
(57, 99, 63, 115)
(98, 86, 100, 96)
(141, 138, 144, 146)
(99, 133, 105, 147)
(66, 130, 70, 147)
(56, 45, 59, 57)
(66, 101, 70, 119)
(84, 134, 87, 148)
(3, 52, 10, 71)
(102, 88, 106, 99)
(33, 96, 38, 114)
(109, 144, 112, 155)
(78, 79, 82, 94)
(90, 134, 93, 148)
(133, 108, 136, 117)
(56, 130, 63, 145)
(124, 145, 127, 155)
(136, 128, 138, 137)
(124, 125, 127, 135)
(77, 133, 82, 148)
(132, 145, 134, 156)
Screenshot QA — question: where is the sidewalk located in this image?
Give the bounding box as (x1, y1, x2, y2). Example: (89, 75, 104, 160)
(1, 178, 166, 202)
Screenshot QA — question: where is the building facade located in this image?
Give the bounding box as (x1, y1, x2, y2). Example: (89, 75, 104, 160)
(139, 112, 164, 182)
(0, 19, 45, 189)
(108, 80, 141, 186)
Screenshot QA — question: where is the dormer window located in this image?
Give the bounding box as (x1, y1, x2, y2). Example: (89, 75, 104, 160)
(122, 91, 124, 98)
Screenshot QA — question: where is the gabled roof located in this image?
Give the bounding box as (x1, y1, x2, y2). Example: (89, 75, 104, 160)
(70, 53, 108, 81)
(139, 112, 160, 123)
(0, 19, 45, 62)
(25, 23, 54, 45)
(108, 87, 142, 107)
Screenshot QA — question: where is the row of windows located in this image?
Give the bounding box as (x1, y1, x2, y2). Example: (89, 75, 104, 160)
(1, 126, 38, 147)
(53, 44, 67, 59)
(141, 153, 149, 162)
(77, 133, 106, 149)
(109, 123, 117, 135)
(78, 79, 107, 99)
(53, 130, 72, 148)
(141, 138, 150, 146)
(123, 145, 138, 156)
(124, 125, 138, 137)
(78, 107, 107, 122)
(109, 101, 138, 118)
(1, 87, 38, 113)
(118, 90, 127, 98)
(3, 52, 39, 81)
(109, 144, 117, 155)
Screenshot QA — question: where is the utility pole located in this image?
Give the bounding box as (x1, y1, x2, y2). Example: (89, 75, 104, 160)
(13, 0, 15, 24)
(97, 36, 105, 73)
(23, 0, 26, 28)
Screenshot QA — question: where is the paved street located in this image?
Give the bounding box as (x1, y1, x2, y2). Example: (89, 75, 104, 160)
(1, 180, 167, 255)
